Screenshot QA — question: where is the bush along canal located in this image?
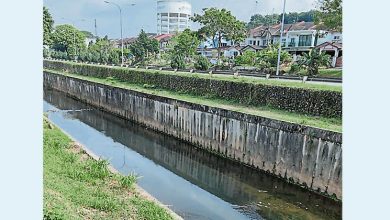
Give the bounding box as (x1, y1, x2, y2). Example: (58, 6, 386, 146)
(44, 87, 341, 219)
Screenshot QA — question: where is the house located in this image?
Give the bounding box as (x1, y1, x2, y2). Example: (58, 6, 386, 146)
(246, 21, 342, 56)
(223, 45, 242, 58)
(114, 33, 158, 49)
(315, 41, 343, 67)
(153, 33, 175, 51)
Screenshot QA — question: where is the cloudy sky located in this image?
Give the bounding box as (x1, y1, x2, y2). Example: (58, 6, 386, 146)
(44, 0, 317, 39)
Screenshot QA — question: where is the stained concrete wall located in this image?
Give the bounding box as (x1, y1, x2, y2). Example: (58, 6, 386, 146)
(44, 71, 342, 199)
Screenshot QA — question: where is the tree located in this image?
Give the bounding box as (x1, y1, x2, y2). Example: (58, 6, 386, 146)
(52, 24, 86, 59)
(192, 8, 246, 61)
(315, 0, 342, 32)
(194, 55, 211, 70)
(170, 29, 200, 59)
(246, 14, 279, 29)
(129, 30, 159, 64)
(246, 10, 316, 29)
(257, 44, 291, 67)
(87, 37, 113, 64)
(235, 51, 257, 66)
(43, 7, 54, 46)
(298, 48, 331, 76)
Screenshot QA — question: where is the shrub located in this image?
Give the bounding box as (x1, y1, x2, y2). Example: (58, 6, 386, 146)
(194, 55, 211, 70)
(44, 60, 342, 118)
(109, 50, 120, 65)
(170, 53, 186, 69)
(289, 63, 302, 74)
(298, 49, 331, 76)
(43, 48, 51, 58)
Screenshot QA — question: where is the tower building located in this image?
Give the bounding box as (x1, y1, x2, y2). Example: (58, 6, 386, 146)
(157, 0, 192, 34)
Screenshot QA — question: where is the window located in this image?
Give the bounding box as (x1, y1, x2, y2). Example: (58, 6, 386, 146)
(281, 39, 286, 47)
(249, 40, 253, 45)
(263, 40, 267, 45)
(252, 41, 256, 45)
(334, 36, 340, 40)
(289, 38, 295, 47)
(298, 35, 312, 47)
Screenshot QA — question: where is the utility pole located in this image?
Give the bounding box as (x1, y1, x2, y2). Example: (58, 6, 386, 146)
(94, 19, 98, 37)
(276, 0, 286, 76)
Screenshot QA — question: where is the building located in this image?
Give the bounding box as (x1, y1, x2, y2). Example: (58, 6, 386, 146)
(157, 0, 192, 34)
(315, 41, 343, 67)
(246, 21, 342, 55)
(153, 33, 175, 51)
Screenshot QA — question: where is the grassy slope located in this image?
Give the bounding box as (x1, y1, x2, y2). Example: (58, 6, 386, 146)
(57, 61, 342, 92)
(44, 69, 342, 132)
(43, 118, 173, 220)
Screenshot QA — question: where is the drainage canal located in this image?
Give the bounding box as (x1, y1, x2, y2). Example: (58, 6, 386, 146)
(44, 88, 341, 220)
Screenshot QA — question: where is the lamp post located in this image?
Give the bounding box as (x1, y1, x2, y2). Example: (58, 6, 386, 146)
(104, 1, 124, 66)
(276, 0, 287, 76)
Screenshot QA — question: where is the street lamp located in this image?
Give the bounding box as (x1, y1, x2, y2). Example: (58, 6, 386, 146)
(104, 1, 124, 66)
(276, 0, 287, 76)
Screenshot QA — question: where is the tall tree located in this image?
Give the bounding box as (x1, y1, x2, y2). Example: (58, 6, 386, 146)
(170, 29, 200, 59)
(192, 8, 246, 61)
(129, 30, 159, 64)
(315, 0, 342, 31)
(43, 7, 54, 46)
(52, 24, 86, 59)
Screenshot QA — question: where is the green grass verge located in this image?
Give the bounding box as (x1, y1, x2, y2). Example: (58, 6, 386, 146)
(57, 60, 342, 92)
(44, 69, 342, 132)
(43, 118, 173, 220)
(297, 68, 342, 78)
(317, 69, 343, 78)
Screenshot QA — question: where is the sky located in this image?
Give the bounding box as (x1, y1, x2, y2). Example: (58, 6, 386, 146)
(44, 0, 317, 39)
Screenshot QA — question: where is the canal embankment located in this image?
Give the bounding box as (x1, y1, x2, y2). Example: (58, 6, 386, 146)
(43, 117, 182, 220)
(43, 60, 342, 199)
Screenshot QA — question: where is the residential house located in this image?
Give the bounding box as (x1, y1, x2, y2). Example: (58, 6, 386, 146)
(223, 45, 242, 58)
(246, 21, 342, 63)
(315, 41, 343, 67)
(153, 33, 175, 51)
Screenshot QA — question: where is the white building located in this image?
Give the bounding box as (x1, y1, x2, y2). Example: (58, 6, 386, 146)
(157, 0, 191, 34)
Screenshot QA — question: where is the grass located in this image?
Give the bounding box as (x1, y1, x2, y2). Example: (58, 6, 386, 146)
(297, 68, 343, 78)
(43, 118, 174, 220)
(56, 60, 342, 92)
(317, 69, 343, 78)
(44, 69, 342, 132)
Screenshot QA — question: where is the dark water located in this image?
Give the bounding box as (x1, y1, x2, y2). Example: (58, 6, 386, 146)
(43, 88, 341, 220)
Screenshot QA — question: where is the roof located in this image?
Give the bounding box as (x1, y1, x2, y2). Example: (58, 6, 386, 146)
(315, 41, 343, 50)
(153, 33, 175, 42)
(241, 44, 264, 51)
(226, 45, 242, 51)
(249, 21, 328, 37)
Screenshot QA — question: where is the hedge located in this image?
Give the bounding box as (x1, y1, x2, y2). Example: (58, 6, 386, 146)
(43, 60, 342, 118)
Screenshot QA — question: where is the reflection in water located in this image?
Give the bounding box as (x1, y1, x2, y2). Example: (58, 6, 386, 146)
(44, 88, 341, 220)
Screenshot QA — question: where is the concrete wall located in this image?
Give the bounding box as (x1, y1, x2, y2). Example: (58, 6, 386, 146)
(44, 71, 342, 199)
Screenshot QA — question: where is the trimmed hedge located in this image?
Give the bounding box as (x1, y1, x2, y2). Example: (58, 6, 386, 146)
(44, 60, 342, 118)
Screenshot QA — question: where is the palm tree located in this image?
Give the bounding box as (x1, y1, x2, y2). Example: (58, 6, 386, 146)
(299, 48, 331, 76)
